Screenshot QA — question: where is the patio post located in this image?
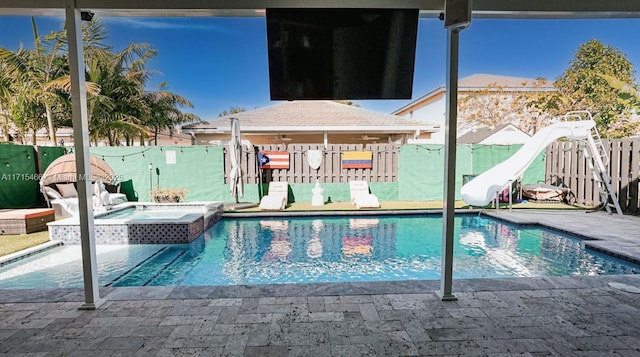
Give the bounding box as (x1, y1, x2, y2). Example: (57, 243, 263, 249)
(439, 0, 473, 299)
(439, 26, 460, 302)
(65, 0, 103, 310)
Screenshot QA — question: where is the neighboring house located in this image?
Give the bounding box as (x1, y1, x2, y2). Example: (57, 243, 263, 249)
(144, 128, 192, 146)
(457, 123, 530, 145)
(182, 100, 437, 146)
(5, 127, 191, 147)
(392, 74, 555, 144)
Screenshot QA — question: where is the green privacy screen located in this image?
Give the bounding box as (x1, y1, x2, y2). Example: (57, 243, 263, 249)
(0, 144, 545, 207)
(72, 144, 547, 204)
(37, 146, 67, 174)
(397, 144, 544, 202)
(89, 146, 225, 202)
(0, 145, 39, 208)
(397, 145, 473, 201)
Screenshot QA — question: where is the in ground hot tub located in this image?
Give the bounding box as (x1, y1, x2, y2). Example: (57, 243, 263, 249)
(48, 201, 223, 244)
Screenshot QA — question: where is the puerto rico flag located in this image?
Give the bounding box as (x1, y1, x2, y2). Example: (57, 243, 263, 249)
(258, 151, 290, 169)
(342, 151, 373, 169)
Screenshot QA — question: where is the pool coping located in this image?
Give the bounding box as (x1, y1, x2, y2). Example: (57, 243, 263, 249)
(1, 274, 639, 303)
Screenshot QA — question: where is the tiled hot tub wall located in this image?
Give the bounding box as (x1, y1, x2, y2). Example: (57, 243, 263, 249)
(48, 224, 129, 244)
(128, 215, 204, 244)
(49, 202, 223, 244)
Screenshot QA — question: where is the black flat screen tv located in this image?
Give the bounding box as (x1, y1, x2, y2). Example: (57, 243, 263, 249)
(266, 8, 419, 100)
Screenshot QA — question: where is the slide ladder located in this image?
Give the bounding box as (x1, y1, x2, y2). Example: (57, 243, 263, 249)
(566, 111, 622, 215)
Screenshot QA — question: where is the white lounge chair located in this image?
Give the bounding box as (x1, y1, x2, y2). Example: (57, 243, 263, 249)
(349, 181, 380, 209)
(259, 182, 289, 210)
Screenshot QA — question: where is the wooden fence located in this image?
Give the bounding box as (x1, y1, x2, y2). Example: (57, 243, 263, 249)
(224, 143, 399, 185)
(546, 138, 640, 215)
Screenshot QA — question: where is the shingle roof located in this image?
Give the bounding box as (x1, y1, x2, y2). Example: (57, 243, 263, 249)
(183, 100, 433, 131)
(457, 124, 512, 144)
(393, 73, 555, 115)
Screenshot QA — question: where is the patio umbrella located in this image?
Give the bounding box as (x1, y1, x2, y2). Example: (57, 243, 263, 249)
(229, 117, 244, 203)
(40, 153, 115, 187)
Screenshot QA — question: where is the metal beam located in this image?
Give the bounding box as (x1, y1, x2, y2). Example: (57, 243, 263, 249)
(472, 0, 640, 18)
(1, 0, 640, 18)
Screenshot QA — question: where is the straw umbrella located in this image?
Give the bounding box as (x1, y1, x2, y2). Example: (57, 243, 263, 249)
(229, 117, 244, 203)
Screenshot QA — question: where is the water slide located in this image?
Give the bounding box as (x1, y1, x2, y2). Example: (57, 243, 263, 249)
(461, 119, 596, 207)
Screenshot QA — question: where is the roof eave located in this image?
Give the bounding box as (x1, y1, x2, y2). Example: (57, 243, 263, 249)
(183, 125, 437, 133)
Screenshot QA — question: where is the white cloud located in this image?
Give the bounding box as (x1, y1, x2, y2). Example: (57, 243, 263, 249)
(102, 17, 234, 33)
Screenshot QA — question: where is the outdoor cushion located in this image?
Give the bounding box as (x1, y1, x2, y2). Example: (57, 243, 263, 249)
(119, 179, 139, 201)
(43, 186, 63, 200)
(56, 183, 78, 198)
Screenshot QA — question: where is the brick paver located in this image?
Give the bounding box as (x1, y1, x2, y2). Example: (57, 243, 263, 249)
(1, 210, 640, 355)
(0, 279, 639, 356)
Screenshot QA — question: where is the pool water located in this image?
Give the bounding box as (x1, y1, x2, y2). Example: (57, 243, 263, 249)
(98, 207, 195, 220)
(0, 215, 637, 289)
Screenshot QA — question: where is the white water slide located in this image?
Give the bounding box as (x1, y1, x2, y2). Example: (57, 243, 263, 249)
(461, 119, 597, 207)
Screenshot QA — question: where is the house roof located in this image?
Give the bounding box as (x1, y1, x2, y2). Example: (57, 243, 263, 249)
(458, 74, 554, 89)
(457, 123, 527, 144)
(182, 100, 436, 134)
(393, 73, 555, 115)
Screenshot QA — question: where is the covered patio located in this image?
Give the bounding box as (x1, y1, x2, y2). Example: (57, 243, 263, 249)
(1, 0, 640, 355)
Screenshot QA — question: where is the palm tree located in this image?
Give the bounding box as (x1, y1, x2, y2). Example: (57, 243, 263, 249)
(143, 83, 200, 145)
(47, 19, 152, 145)
(0, 62, 15, 142)
(2, 16, 200, 146)
(0, 18, 70, 144)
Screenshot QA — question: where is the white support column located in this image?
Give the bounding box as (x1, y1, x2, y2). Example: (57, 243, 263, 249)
(65, 0, 104, 310)
(438, 27, 460, 302)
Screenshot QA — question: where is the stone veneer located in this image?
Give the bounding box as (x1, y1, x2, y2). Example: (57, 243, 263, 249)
(48, 202, 223, 244)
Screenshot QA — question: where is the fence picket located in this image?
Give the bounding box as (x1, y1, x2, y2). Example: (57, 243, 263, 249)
(224, 143, 401, 185)
(545, 137, 639, 215)
(631, 139, 640, 214)
(620, 139, 631, 212)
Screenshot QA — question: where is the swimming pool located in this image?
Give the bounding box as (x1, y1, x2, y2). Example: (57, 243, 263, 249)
(1, 214, 637, 289)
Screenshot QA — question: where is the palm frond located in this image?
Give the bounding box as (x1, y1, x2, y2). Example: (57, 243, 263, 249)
(45, 75, 101, 96)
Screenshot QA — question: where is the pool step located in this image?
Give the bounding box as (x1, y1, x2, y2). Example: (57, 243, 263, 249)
(109, 247, 186, 287)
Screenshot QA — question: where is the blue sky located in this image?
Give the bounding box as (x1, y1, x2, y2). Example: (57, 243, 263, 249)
(0, 15, 639, 121)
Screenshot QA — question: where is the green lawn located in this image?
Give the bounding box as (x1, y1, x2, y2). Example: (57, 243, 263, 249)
(0, 231, 50, 257)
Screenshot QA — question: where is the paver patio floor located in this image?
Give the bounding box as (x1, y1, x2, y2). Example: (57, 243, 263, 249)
(0, 209, 639, 356)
